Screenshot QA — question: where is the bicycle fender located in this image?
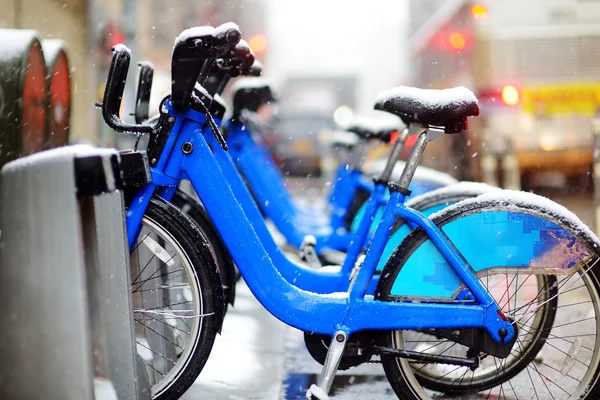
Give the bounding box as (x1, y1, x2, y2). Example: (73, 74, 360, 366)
(377, 190, 600, 301)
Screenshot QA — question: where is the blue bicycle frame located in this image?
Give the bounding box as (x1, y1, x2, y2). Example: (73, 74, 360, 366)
(225, 119, 443, 252)
(125, 100, 514, 343)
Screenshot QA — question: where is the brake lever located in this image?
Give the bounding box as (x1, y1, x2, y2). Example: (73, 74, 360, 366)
(191, 95, 228, 151)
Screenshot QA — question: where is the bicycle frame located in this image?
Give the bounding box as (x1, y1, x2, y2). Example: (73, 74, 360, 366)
(126, 101, 515, 343)
(226, 120, 370, 251)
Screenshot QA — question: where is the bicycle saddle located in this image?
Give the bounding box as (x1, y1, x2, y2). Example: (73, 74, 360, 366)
(231, 78, 276, 116)
(345, 117, 401, 144)
(374, 86, 479, 134)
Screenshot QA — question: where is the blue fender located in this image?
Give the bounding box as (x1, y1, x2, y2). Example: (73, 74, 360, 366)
(377, 190, 600, 301)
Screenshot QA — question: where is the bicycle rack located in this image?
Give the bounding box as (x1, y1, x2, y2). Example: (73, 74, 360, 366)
(0, 145, 151, 400)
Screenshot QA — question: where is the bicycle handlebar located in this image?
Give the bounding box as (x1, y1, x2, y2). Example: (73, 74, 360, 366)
(101, 45, 154, 134)
(172, 23, 241, 113)
(243, 59, 263, 77)
(134, 61, 154, 124)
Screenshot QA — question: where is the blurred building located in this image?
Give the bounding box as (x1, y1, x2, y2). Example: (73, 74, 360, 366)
(409, 0, 600, 187)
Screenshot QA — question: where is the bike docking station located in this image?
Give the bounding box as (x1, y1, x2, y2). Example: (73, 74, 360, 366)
(0, 145, 151, 400)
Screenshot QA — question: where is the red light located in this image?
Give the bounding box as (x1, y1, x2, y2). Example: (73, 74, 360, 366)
(390, 130, 399, 144)
(471, 4, 488, 20)
(449, 32, 466, 50)
(111, 30, 126, 47)
(248, 34, 268, 54)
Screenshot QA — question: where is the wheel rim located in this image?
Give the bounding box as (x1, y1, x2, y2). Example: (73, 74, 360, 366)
(392, 264, 600, 399)
(130, 216, 204, 398)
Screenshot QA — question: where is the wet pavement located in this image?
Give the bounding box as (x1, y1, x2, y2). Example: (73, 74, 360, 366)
(182, 282, 395, 400)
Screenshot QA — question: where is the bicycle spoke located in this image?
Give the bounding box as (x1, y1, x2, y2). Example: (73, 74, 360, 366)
(136, 320, 184, 350)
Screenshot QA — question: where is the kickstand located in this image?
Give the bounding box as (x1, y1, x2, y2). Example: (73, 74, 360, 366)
(306, 331, 347, 399)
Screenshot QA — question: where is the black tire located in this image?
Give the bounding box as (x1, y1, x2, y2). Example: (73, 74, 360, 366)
(132, 198, 224, 400)
(172, 189, 238, 308)
(375, 200, 600, 400)
(344, 186, 371, 230)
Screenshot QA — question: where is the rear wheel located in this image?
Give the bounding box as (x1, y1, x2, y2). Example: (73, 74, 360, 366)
(377, 202, 600, 399)
(130, 198, 224, 399)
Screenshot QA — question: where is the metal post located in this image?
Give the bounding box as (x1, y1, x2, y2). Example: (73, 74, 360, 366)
(0, 146, 150, 399)
(94, 192, 151, 399)
(592, 119, 600, 236)
(0, 150, 95, 400)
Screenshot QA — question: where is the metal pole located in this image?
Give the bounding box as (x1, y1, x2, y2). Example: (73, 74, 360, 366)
(0, 150, 96, 400)
(0, 146, 150, 399)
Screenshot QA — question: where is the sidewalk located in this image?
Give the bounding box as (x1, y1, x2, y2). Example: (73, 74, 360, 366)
(181, 282, 287, 400)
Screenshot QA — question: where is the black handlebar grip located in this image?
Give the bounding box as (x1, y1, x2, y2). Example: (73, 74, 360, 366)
(135, 61, 154, 124)
(214, 22, 241, 46)
(101, 45, 154, 134)
(244, 59, 263, 77)
(235, 40, 255, 70)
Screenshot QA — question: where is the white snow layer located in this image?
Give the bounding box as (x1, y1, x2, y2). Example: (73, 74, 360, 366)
(3, 144, 118, 172)
(405, 181, 500, 208)
(137, 60, 154, 69)
(174, 26, 216, 47)
(231, 77, 272, 92)
(348, 115, 402, 133)
(214, 21, 240, 37)
(376, 86, 478, 109)
(365, 159, 458, 187)
(328, 130, 360, 146)
(112, 43, 131, 54)
(194, 82, 212, 99)
(40, 39, 68, 62)
(429, 189, 599, 245)
(307, 384, 330, 400)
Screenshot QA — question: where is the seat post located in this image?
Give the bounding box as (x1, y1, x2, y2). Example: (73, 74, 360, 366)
(348, 142, 368, 170)
(378, 127, 409, 182)
(396, 127, 436, 191)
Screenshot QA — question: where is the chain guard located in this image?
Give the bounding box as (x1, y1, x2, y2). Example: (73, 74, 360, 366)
(428, 318, 518, 359)
(304, 332, 375, 370)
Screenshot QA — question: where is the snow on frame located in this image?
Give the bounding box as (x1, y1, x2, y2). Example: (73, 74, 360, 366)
(428, 189, 600, 247)
(376, 85, 478, 109)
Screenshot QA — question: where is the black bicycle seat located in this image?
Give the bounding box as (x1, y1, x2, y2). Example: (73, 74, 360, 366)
(231, 78, 276, 116)
(346, 117, 400, 144)
(374, 86, 479, 134)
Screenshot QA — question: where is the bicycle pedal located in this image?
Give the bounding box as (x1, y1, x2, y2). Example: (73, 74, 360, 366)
(299, 235, 322, 269)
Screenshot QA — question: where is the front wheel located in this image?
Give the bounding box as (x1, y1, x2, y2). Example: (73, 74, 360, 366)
(377, 193, 600, 399)
(130, 198, 224, 399)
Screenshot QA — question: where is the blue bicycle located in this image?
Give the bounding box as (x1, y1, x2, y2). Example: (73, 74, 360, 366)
(106, 26, 600, 400)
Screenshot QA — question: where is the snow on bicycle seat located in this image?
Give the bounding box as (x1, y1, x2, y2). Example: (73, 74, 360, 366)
(231, 77, 276, 114)
(346, 116, 401, 144)
(374, 86, 479, 133)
